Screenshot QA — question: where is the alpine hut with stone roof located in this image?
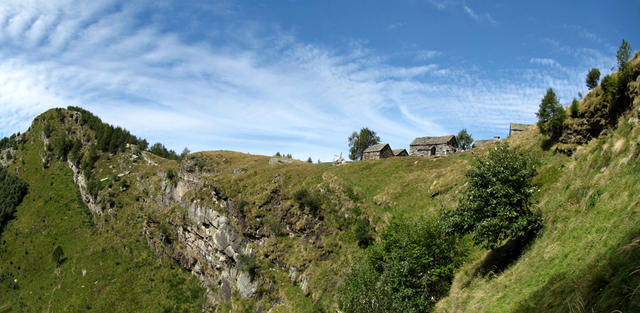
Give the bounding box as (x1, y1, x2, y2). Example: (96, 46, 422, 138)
(410, 135, 458, 157)
(509, 123, 533, 137)
(472, 136, 501, 148)
(392, 149, 409, 157)
(362, 143, 394, 161)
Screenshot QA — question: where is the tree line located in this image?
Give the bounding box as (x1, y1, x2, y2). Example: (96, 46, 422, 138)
(0, 167, 28, 235)
(67, 106, 182, 160)
(537, 39, 636, 143)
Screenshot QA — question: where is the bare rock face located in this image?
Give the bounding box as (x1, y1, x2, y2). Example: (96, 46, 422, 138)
(67, 159, 103, 216)
(269, 157, 293, 165)
(149, 164, 260, 304)
(237, 272, 258, 298)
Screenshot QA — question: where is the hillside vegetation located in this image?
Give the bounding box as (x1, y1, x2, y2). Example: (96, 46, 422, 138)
(0, 52, 639, 312)
(437, 52, 640, 312)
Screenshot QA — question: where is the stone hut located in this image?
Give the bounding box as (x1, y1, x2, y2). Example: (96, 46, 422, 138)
(472, 136, 500, 148)
(509, 123, 533, 137)
(410, 135, 458, 157)
(392, 149, 408, 157)
(362, 143, 394, 161)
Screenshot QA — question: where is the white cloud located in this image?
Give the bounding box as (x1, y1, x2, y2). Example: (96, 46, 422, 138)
(415, 50, 441, 60)
(0, 0, 616, 161)
(463, 4, 496, 24)
(530, 57, 560, 67)
(387, 22, 404, 31)
(427, 0, 448, 10)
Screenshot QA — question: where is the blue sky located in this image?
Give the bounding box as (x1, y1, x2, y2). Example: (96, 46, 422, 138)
(1, 0, 638, 161)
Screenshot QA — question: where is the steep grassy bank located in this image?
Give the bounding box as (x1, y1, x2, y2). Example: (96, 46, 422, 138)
(436, 56, 640, 312)
(0, 110, 205, 312)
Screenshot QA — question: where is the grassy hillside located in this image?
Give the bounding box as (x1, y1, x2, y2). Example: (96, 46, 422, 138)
(0, 110, 205, 312)
(436, 55, 640, 312)
(0, 52, 638, 312)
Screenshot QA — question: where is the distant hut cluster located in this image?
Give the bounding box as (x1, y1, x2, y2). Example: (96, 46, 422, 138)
(361, 122, 534, 161)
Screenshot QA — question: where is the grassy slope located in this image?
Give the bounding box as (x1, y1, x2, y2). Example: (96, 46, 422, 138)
(177, 150, 471, 311)
(436, 106, 640, 310)
(2, 64, 639, 312)
(0, 111, 205, 312)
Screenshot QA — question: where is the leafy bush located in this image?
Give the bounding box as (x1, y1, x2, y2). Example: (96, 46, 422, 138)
(0, 167, 28, 234)
(353, 218, 374, 248)
(338, 219, 464, 313)
(51, 135, 73, 160)
(536, 88, 567, 140)
(293, 188, 322, 214)
(69, 139, 83, 165)
(43, 122, 53, 138)
(569, 98, 579, 118)
(166, 168, 176, 182)
(457, 129, 473, 151)
(87, 178, 101, 199)
(81, 145, 99, 178)
(586, 68, 600, 90)
(158, 223, 175, 243)
(348, 127, 380, 160)
(616, 39, 632, 70)
(264, 215, 283, 237)
(149, 143, 181, 161)
(446, 143, 542, 249)
(344, 185, 361, 202)
(237, 254, 259, 278)
(52, 245, 64, 266)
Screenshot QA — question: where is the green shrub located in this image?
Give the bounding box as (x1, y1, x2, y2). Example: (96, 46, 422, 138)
(446, 143, 542, 249)
(344, 185, 360, 202)
(237, 199, 248, 211)
(158, 223, 175, 243)
(293, 188, 322, 214)
(52, 245, 64, 266)
(43, 122, 53, 138)
(149, 143, 181, 161)
(264, 215, 282, 237)
(166, 168, 176, 183)
(586, 68, 601, 90)
(81, 145, 99, 178)
(569, 98, 579, 118)
(353, 218, 374, 248)
(87, 178, 101, 199)
(51, 135, 73, 160)
(0, 167, 29, 234)
(338, 219, 464, 313)
(536, 88, 567, 140)
(237, 254, 259, 278)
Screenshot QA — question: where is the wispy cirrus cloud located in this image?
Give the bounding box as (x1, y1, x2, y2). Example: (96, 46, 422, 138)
(530, 57, 560, 67)
(0, 0, 615, 161)
(414, 50, 441, 60)
(463, 4, 496, 24)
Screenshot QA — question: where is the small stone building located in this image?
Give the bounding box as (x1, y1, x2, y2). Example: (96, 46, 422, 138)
(410, 135, 458, 157)
(362, 143, 394, 160)
(509, 123, 533, 137)
(472, 136, 500, 148)
(392, 149, 408, 157)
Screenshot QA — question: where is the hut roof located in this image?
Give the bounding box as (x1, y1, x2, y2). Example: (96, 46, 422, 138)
(363, 143, 390, 153)
(392, 149, 407, 156)
(472, 139, 496, 148)
(410, 135, 456, 146)
(509, 123, 533, 131)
